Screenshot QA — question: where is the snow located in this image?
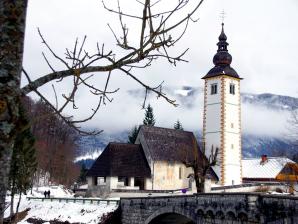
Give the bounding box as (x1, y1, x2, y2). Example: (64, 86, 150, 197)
(5, 185, 118, 223)
(242, 157, 294, 179)
(16, 200, 117, 223)
(29, 185, 74, 198)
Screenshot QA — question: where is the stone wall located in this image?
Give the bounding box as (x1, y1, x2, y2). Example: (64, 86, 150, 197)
(210, 182, 292, 193)
(120, 193, 298, 224)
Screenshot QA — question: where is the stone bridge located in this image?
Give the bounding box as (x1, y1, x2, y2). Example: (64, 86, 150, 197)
(120, 193, 298, 223)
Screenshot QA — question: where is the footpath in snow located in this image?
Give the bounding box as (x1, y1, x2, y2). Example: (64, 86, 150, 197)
(5, 185, 118, 224)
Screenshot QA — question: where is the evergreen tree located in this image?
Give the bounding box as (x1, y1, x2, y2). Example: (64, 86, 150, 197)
(128, 126, 139, 143)
(174, 120, 183, 130)
(9, 126, 37, 216)
(143, 104, 155, 126)
(78, 163, 88, 183)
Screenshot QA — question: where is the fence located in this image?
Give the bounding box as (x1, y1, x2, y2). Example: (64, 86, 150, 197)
(26, 196, 119, 205)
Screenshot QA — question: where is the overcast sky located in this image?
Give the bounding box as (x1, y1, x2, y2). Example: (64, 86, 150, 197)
(23, 0, 298, 135)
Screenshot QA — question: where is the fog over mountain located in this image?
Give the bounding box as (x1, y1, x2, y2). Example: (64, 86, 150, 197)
(84, 86, 296, 136)
(76, 87, 298, 167)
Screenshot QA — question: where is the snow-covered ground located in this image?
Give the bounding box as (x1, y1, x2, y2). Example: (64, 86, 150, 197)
(5, 185, 118, 223)
(28, 185, 74, 198)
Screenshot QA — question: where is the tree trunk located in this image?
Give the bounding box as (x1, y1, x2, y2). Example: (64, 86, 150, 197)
(0, 1, 28, 222)
(10, 182, 15, 217)
(10, 193, 14, 218)
(15, 191, 22, 217)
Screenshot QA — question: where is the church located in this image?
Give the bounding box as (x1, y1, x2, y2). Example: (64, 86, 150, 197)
(86, 23, 298, 196)
(86, 125, 218, 196)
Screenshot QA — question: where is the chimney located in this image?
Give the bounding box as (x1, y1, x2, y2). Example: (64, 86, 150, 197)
(260, 154, 268, 164)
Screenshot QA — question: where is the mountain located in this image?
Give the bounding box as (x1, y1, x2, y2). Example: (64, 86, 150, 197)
(76, 131, 297, 169)
(76, 87, 298, 168)
(242, 93, 298, 111)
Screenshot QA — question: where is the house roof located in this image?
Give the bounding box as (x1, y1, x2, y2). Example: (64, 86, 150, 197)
(86, 143, 151, 178)
(242, 157, 295, 179)
(139, 125, 198, 162)
(138, 125, 219, 181)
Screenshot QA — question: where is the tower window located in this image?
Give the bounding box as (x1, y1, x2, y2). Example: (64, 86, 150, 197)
(231, 144, 234, 149)
(179, 167, 182, 179)
(230, 83, 235, 95)
(211, 84, 218, 95)
(231, 123, 234, 128)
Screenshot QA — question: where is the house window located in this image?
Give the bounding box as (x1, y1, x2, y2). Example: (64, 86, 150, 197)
(231, 123, 234, 128)
(98, 177, 106, 185)
(231, 144, 234, 149)
(230, 83, 235, 95)
(211, 84, 218, 95)
(118, 176, 129, 186)
(179, 167, 182, 179)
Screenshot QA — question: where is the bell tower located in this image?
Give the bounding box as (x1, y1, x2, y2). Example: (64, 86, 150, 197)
(202, 23, 242, 185)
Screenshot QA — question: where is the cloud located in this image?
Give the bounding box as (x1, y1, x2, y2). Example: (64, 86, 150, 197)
(61, 85, 292, 138)
(23, 0, 298, 137)
(242, 104, 290, 137)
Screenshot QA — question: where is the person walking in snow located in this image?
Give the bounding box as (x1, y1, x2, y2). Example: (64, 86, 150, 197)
(47, 190, 51, 198)
(44, 191, 47, 198)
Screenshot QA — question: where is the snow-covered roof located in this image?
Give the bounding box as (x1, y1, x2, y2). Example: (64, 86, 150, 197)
(242, 157, 295, 179)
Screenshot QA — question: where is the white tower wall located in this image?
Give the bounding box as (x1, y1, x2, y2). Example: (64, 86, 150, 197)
(203, 76, 242, 185)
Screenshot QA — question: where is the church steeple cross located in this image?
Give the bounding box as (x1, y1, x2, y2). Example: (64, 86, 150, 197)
(220, 10, 226, 24)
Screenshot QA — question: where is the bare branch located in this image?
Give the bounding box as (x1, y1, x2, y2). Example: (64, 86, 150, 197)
(102, 0, 143, 19)
(119, 67, 177, 106)
(21, 0, 206, 136)
(38, 28, 70, 69)
(51, 84, 58, 109)
(22, 68, 102, 136)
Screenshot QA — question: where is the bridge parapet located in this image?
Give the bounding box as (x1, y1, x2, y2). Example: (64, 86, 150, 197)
(120, 193, 298, 224)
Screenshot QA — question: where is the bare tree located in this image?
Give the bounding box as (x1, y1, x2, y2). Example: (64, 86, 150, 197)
(21, 0, 204, 135)
(0, 0, 205, 220)
(183, 138, 218, 193)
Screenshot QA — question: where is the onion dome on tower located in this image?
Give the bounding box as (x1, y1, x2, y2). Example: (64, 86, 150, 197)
(202, 23, 242, 79)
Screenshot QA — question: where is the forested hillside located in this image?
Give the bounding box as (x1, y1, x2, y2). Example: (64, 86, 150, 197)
(22, 97, 80, 186)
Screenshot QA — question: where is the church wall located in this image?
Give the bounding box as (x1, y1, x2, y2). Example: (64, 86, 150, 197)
(203, 76, 242, 186)
(205, 105, 221, 132)
(203, 77, 224, 183)
(152, 161, 193, 190)
(204, 77, 222, 104)
(223, 77, 242, 185)
(224, 77, 239, 105)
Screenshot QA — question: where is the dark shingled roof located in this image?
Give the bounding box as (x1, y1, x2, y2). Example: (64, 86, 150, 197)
(86, 143, 151, 177)
(139, 126, 218, 181)
(203, 64, 240, 79)
(139, 125, 197, 162)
